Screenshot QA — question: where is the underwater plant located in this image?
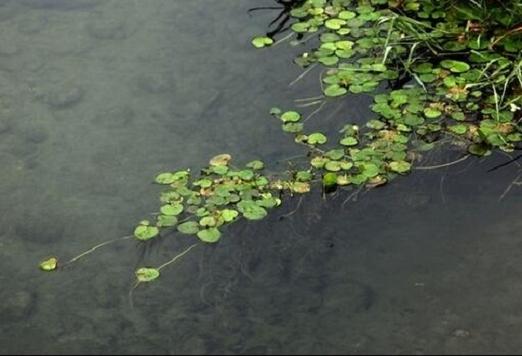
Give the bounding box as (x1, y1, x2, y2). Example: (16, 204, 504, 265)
(40, 0, 521, 295)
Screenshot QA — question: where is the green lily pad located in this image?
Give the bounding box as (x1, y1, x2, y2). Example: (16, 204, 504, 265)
(39, 257, 58, 272)
(325, 18, 347, 30)
(340, 137, 358, 146)
(252, 36, 274, 48)
(221, 209, 239, 222)
(308, 132, 327, 145)
(177, 221, 200, 235)
(389, 161, 412, 174)
(157, 215, 178, 227)
(424, 108, 442, 119)
(160, 203, 184, 216)
(135, 268, 160, 283)
(322, 172, 338, 187)
(199, 216, 217, 227)
(246, 160, 264, 170)
(237, 200, 267, 220)
(440, 60, 470, 73)
(134, 224, 160, 241)
(281, 111, 301, 123)
(209, 154, 232, 166)
(325, 84, 348, 97)
(197, 228, 222, 243)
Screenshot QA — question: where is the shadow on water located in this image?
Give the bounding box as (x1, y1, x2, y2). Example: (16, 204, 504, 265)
(0, 0, 520, 354)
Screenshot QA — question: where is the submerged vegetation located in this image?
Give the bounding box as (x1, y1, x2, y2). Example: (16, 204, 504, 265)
(41, 0, 521, 293)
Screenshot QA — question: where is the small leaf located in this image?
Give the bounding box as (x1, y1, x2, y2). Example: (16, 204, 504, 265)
(177, 221, 200, 235)
(221, 209, 239, 222)
(39, 257, 58, 272)
(134, 224, 160, 241)
(135, 268, 160, 283)
(389, 161, 412, 174)
(210, 154, 232, 167)
(197, 228, 222, 243)
(252, 36, 274, 48)
(307, 132, 327, 145)
(160, 203, 184, 216)
(280, 111, 301, 123)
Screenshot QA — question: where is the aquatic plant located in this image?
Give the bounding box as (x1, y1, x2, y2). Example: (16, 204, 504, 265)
(40, 0, 521, 293)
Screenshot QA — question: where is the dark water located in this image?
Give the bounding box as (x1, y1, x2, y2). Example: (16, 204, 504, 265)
(0, 0, 520, 354)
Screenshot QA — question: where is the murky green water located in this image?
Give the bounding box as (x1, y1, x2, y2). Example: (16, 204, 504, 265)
(0, 1, 520, 354)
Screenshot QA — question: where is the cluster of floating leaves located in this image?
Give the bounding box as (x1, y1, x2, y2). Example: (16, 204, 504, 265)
(41, 0, 521, 286)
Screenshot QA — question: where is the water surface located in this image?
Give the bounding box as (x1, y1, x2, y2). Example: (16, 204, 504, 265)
(0, 1, 520, 354)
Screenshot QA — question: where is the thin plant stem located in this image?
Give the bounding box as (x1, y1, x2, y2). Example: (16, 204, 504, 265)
(63, 235, 134, 267)
(157, 243, 200, 271)
(414, 154, 470, 171)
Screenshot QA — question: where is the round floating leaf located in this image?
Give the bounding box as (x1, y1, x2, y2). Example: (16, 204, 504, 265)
(308, 132, 327, 145)
(325, 84, 347, 97)
(197, 228, 222, 243)
(237, 200, 267, 220)
(280, 111, 301, 123)
(424, 108, 442, 119)
(325, 18, 347, 30)
(360, 163, 380, 178)
(246, 160, 264, 170)
(282, 122, 304, 133)
(389, 161, 412, 174)
(468, 143, 490, 156)
(252, 36, 274, 48)
(157, 215, 178, 227)
(210, 154, 232, 167)
(155, 173, 176, 185)
(448, 124, 468, 135)
(160, 203, 184, 216)
(135, 268, 160, 283)
(221, 209, 239, 222)
(39, 257, 58, 272)
(177, 221, 200, 235)
(134, 224, 160, 241)
(199, 216, 217, 227)
(338, 10, 356, 20)
(325, 161, 342, 172)
(291, 181, 311, 193)
(440, 60, 470, 73)
(340, 137, 358, 146)
(323, 172, 338, 188)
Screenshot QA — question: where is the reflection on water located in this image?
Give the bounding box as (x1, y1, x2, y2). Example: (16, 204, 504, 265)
(0, 0, 520, 354)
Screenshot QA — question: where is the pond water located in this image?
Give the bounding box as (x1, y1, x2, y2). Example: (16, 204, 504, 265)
(0, 0, 520, 354)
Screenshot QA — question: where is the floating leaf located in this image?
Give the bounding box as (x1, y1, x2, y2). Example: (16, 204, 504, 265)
(39, 257, 58, 272)
(322, 172, 338, 188)
(440, 59, 470, 73)
(325, 84, 347, 97)
(325, 18, 347, 30)
(307, 132, 327, 145)
(280, 111, 301, 123)
(237, 200, 267, 220)
(246, 160, 264, 170)
(210, 154, 232, 167)
(389, 161, 412, 174)
(135, 268, 160, 283)
(177, 221, 200, 235)
(252, 36, 274, 48)
(221, 209, 239, 222)
(160, 203, 184, 216)
(424, 107, 442, 119)
(291, 181, 311, 193)
(134, 224, 160, 241)
(199, 216, 217, 227)
(197, 228, 222, 243)
(340, 137, 358, 146)
(157, 215, 178, 227)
